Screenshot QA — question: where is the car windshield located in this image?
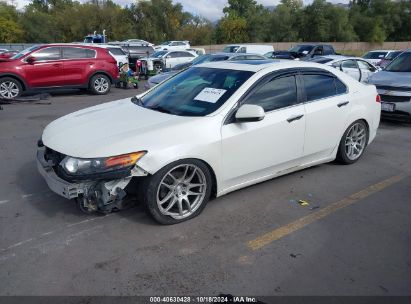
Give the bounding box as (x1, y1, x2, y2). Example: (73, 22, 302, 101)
(223, 46, 240, 53)
(11, 45, 41, 60)
(385, 51, 402, 60)
(137, 67, 254, 116)
(363, 52, 387, 59)
(384, 52, 411, 72)
(150, 51, 167, 58)
(160, 41, 170, 45)
(288, 45, 314, 53)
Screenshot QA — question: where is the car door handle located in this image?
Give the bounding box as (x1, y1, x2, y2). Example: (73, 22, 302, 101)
(52, 63, 62, 67)
(338, 101, 350, 107)
(287, 114, 304, 123)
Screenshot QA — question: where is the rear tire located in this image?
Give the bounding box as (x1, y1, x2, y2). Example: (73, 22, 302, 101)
(142, 159, 213, 225)
(0, 77, 22, 99)
(336, 120, 369, 164)
(89, 74, 111, 95)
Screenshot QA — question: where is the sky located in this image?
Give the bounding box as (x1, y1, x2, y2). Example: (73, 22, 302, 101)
(10, 0, 350, 21)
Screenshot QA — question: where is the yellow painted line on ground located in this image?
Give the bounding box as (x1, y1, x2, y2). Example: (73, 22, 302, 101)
(247, 174, 407, 251)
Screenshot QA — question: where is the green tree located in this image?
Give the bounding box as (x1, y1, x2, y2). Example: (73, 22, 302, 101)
(0, 2, 24, 43)
(349, 0, 391, 43)
(177, 16, 214, 45)
(326, 5, 357, 42)
(221, 0, 270, 42)
(390, 0, 411, 41)
(268, 0, 302, 42)
(300, 0, 331, 41)
(215, 14, 248, 43)
(127, 0, 193, 44)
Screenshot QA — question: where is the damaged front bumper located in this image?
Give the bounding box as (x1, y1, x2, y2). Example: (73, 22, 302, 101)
(36, 147, 147, 212)
(37, 147, 91, 199)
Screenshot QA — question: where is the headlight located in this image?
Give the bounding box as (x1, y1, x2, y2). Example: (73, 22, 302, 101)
(60, 151, 146, 175)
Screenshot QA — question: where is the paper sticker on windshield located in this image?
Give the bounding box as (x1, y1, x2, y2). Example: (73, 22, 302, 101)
(194, 88, 227, 103)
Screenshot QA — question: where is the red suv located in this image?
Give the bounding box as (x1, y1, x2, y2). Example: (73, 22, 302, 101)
(0, 44, 119, 99)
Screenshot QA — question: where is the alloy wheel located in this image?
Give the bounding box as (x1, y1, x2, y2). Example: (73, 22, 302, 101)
(94, 77, 109, 93)
(344, 122, 367, 161)
(0, 81, 19, 99)
(156, 164, 207, 220)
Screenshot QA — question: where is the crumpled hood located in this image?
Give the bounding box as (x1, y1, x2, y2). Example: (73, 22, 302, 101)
(368, 71, 411, 88)
(42, 98, 191, 158)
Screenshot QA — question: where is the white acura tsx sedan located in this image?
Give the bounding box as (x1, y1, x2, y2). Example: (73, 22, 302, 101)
(37, 60, 381, 224)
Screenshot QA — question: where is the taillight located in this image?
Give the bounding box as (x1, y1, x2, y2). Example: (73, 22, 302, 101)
(376, 94, 381, 103)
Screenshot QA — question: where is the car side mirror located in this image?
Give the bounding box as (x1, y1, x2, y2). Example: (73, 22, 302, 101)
(166, 55, 171, 59)
(235, 104, 265, 123)
(26, 56, 36, 64)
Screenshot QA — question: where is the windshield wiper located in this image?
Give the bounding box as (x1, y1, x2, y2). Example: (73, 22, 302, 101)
(147, 105, 174, 115)
(131, 96, 144, 106)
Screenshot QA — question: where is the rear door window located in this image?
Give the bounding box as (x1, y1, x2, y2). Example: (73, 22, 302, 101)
(335, 78, 348, 94)
(303, 74, 338, 101)
(62, 47, 95, 59)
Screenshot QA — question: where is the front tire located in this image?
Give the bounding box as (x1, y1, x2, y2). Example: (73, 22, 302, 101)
(0, 77, 22, 99)
(89, 74, 111, 95)
(143, 159, 213, 224)
(336, 120, 369, 164)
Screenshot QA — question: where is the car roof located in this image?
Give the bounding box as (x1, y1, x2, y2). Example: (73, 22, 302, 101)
(196, 60, 334, 72)
(321, 55, 367, 61)
(209, 52, 264, 57)
(366, 50, 396, 53)
(79, 44, 122, 49)
(37, 43, 102, 49)
(166, 50, 196, 54)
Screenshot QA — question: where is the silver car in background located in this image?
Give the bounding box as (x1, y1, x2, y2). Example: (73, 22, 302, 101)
(309, 55, 379, 83)
(144, 52, 267, 90)
(368, 49, 411, 121)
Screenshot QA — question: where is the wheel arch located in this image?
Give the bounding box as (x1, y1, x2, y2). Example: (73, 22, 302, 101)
(138, 157, 219, 199)
(0, 73, 27, 90)
(344, 117, 371, 141)
(88, 71, 114, 85)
